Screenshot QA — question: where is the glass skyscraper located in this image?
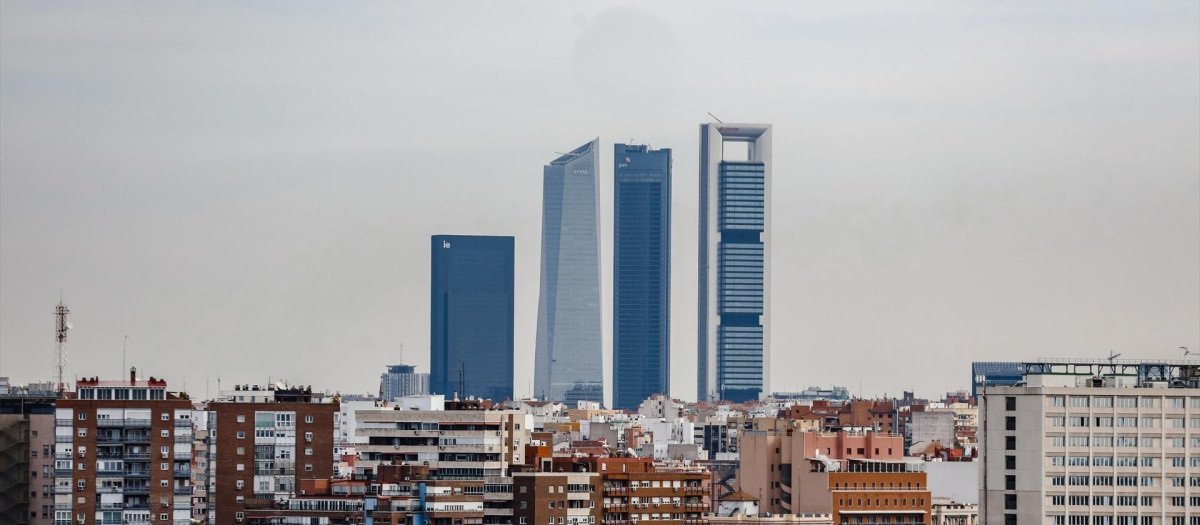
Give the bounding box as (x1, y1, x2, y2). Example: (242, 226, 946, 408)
(430, 235, 514, 402)
(535, 139, 603, 404)
(698, 123, 771, 403)
(613, 143, 671, 411)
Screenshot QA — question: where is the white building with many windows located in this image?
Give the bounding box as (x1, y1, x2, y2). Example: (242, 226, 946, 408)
(979, 359, 1200, 525)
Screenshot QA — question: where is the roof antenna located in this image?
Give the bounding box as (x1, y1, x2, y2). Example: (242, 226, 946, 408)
(707, 112, 723, 123)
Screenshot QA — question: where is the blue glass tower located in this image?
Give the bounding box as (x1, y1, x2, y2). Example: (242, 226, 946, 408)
(535, 139, 604, 404)
(613, 143, 671, 410)
(698, 123, 771, 403)
(430, 235, 514, 402)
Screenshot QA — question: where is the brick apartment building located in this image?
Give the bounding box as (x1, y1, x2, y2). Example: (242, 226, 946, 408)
(53, 371, 195, 525)
(207, 384, 338, 524)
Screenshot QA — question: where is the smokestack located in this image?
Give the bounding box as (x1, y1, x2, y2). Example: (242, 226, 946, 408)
(130, 367, 137, 383)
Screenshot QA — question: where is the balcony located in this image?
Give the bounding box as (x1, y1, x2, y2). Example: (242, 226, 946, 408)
(124, 452, 150, 461)
(684, 487, 706, 495)
(606, 487, 629, 495)
(125, 486, 150, 495)
(175, 486, 193, 495)
(124, 470, 151, 478)
(175, 419, 192, 428)
(123, 433, 152, 443)
(97, 470, 126, 477)
(124, 501, 150, 510)
(54, 485, 73, 494)
(174, 468, 192, 478)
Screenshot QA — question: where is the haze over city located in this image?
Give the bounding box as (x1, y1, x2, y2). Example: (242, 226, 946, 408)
(2, 2, 1198, 405)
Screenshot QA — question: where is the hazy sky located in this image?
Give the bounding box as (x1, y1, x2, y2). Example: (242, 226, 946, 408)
(2, 1, 1198, 403)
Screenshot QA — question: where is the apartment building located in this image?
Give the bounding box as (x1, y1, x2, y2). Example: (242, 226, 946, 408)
(826, 460, 931, 525)
(207, 384, 338, 524)
(355, 398, 531, 481)
(53, 371, 194, 525)
(739, 429, 904, 514)
(541, 457, 709, 525)
(1, 379, 57, 525)
(979, 359, 1200, 525)
(512, 472, 601, 525)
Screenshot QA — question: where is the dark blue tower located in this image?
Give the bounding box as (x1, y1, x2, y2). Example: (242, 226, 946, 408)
(430, 235, 515, 402)
(613, 144, 671, 410)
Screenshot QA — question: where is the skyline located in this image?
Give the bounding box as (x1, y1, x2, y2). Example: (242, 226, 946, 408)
(1, 2, 1198, 403)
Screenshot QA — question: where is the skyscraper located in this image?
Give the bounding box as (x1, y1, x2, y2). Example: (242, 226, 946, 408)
(613, 143, 671, 410)
(379, 364, 430, 400)
(697, 123, 771, 403)
(535, 139, 603, 404)
(430, 235, 515, 402)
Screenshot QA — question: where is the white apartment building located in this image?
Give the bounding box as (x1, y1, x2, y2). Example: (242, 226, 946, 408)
(980, 360, 1200, 525)
(355, 404, 531, 480)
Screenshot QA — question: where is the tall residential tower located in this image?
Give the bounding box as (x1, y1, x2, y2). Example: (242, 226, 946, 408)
(535, 139, 603, 404)
(698, 123, 771, 403)
(613, 143, 671, 410)
(430, 235, 515, 402)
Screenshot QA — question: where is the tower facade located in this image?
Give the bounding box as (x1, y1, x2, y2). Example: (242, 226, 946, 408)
(430, 235, 515, 402)
(535, 139, 603, 404)
(697, 123, 771, 403)
(613, 143, 671, 410)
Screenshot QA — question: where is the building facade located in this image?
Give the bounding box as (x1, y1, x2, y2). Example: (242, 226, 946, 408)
(355, 401, 531, 481)
(53, 372, 195, 525)
(535, 139, 603, 404)
(698, 123, 771, 403)
(512, 472, 601, 525)
(381, 364, 431, 401)
(431, 235, 515, 402)
(206, 385, 338, 524)
(0, 379, 57, 525)
(612, 143, 672, 411)
(979, 360, 1200, 525)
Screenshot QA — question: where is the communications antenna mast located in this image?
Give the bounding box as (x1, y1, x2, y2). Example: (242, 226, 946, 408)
(55, 300, 72, 396)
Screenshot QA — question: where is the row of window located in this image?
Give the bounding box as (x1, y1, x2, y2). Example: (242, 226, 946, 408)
(1049, 415, 1200, 428)
(1048, 396, 1200, 409)
(1048, 455, 1199, 467)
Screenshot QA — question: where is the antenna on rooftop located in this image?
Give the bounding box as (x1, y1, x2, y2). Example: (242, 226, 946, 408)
(707, 112, 723, 123)
(122, 335, 129, 381)
(54, 299, 71, 396)
(458, 360, 466, 399)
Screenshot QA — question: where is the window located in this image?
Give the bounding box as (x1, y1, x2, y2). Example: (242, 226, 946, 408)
(236, 463, 244, 471)
(305, 415, 314, 424)
(1006, 436, 1016, 450)
(236, 511, 244, 521)
(1005, 456, 1016, 470)
(160, 429, 169, 437)
(305, 448, 313, 456)
(1006, 397, 1016, 410)
(237, 414, 245, 423)
(236, 480, 244, 490)
(1006, 416, 1016, 430)
(1005, 475, 1015, 490)
(1068, 396, 1089, 407)
(161, 413, 169, 421)
(305, 464, 313, 471)
(304, 432, 313, 442)
(236, 431, 245, 439)
(76, 429, 86, 438)
(236, 447, 244, 455)
(1049, 396, 1065, 407)
(160, 514, 168, 521)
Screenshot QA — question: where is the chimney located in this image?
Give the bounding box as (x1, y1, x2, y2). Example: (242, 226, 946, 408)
(130, 367, 137, 383)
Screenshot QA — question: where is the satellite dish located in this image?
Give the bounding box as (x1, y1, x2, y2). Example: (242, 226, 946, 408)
(275, 381, 287, 390)
(65, 322, 73, 330)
